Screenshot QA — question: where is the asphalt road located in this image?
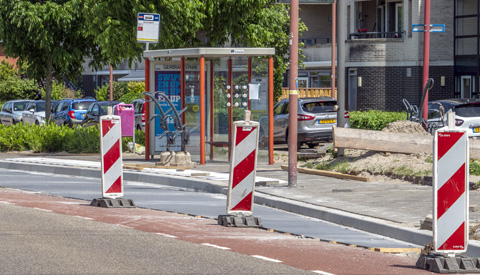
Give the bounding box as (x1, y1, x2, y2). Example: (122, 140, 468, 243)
(0, 168, 433, 274)
(0, 202, 310, 274)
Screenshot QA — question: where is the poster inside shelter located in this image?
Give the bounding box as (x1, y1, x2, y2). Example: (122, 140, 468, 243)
(154, 68, 182, 151)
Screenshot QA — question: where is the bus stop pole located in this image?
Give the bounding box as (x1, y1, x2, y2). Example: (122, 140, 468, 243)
(288, 0, 299, 187)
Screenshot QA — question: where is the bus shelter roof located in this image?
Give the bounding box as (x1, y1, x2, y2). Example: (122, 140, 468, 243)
(143, 47, 275, 59)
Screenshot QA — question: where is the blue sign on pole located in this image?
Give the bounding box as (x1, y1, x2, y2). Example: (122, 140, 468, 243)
(412, 24, 445, 33)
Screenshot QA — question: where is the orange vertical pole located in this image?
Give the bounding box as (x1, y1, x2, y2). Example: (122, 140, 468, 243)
(228, 58, 233, 161)
(144, 58, 150, 161)
(248, 57, 252, 110)
(210, 59, 215, 160)
(268, 56, 274, 165)
(331, 0, 336, 99)
(200, 56, 206, 165)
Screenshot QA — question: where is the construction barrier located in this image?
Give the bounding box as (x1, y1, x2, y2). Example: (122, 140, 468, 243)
(416, 123, 479, 273)
(219, 111, 262, 227)
(100, 113, 124, 199)
(433, 129, 469, 254)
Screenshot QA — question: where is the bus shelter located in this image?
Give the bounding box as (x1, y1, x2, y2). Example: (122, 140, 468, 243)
(143, 48, 275, 165)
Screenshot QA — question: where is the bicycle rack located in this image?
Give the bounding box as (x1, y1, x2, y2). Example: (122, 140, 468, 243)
(141, 91, 200, 151)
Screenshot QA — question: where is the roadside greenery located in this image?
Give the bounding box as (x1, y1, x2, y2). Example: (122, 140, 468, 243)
(0, 123, 145, 153)
(349, 110, 407, 130)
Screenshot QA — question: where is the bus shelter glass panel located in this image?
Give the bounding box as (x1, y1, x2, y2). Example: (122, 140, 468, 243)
(251, 57, 270, 164)
(183, 59, 208, 161)
(232, 57, 249, 122)
(209, 58, 230, 161)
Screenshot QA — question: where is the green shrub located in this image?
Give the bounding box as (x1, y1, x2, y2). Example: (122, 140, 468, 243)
(41, 81, 78, 100)
(0, 77, 39, 101)
(94, 82, 129, 101)
(349, 110, 407, 130)
(0, 123, 146, 153)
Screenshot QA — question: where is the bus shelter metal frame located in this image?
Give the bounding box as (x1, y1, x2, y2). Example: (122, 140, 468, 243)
(143, 48, 275, 165)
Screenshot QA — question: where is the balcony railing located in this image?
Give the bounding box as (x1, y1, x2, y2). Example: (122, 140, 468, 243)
(300, 36, 332, 46)
(348, 31, 404, 40)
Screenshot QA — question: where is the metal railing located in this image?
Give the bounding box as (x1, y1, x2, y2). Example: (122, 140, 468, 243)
(349, 31, 404, 40)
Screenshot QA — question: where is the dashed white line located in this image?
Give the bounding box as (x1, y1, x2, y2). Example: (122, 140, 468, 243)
(33, 208, 53, 212)
(312, 270, 336, 275)
(201, 243, 231, 250)
(156, 233, 177, 238)
(73, 216, 94, 220)
(251, 255, 282, 263)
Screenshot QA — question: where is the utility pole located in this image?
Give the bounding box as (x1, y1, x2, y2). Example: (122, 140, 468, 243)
(331, 0, 336, 99)
(288, 0, 299, 187)
(336, 0, 346, 157)
(422, 0, 431, 121)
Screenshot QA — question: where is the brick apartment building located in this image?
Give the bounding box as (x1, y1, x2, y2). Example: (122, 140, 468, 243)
(293, 0, 461, 111)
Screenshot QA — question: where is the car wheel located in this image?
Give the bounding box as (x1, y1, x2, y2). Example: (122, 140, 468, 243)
(308, 143, 316, 149)
(136, 125, 142, 131)
(35, 120, 40, 125)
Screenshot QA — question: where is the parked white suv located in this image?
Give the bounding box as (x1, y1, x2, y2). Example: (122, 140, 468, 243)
(427, 99, 480, 137)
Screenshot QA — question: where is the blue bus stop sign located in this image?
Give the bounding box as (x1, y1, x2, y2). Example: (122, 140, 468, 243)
(412, 24, 445, 33)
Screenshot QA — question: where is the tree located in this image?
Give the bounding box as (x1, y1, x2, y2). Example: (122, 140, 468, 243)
(0, 0, 98, 120)
(84, 0, 304, 98)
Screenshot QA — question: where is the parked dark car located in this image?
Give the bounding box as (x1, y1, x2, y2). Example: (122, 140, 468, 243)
(82, 101, 122, 127)
(0, 99, 33, 126)
(52, 98, 97, 127)
(132, 98, 145, 131)
(259, 97, 350, 148)
(21, 100, 60, 125)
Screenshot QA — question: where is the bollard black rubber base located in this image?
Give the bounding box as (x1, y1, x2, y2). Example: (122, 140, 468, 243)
(90, 198, 136, 208)
(217, 214, 262, 228)
(416, 253, 480, 273)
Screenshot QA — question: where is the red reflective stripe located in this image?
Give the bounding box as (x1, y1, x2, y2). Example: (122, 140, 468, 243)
(437, 163, 465, 219)
(102, 120, 115, 137)
(232, 150, 256, 189)
(106, 176, 122, 193)
(437, 132, 464, 161)
(235, 126, 254, 146)
(103, 140, 121, 173)
(439, 222, 466, 250)
(231, 192, 252, 211)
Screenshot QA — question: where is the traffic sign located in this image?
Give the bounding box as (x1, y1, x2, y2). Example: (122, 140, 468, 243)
(137, 13, 160, 43)
(412, 24, 445, 33)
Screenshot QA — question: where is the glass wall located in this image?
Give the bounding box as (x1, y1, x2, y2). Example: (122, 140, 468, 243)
(455, 0, 480, 98)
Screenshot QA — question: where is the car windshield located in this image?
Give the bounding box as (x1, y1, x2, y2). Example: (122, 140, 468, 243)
(455, 103, 480, 117)
(100, 105, 116, 115)
(13, 102, 29, 111)
(35, 103, 46, 112)
(72, 101, 94, 110)
(301, 101, 336, 113)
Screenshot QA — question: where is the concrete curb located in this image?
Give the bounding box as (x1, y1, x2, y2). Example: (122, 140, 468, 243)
(2, 160, 480, 256)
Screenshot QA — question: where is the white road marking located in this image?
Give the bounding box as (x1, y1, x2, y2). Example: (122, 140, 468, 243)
(251, 255, 282, 263)
(156, 233, 177, 238)
(312, 270, 336, 275)
(201, 243, 230, 250)
(33, 208, 52, 212)
(73, 216, 94, 220)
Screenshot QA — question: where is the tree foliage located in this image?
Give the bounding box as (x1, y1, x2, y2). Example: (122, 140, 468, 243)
(84, 0, 305, 99)
(0, 0, 98, 119)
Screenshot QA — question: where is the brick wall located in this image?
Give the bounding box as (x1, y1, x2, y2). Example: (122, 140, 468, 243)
(349, 66, 454, 111)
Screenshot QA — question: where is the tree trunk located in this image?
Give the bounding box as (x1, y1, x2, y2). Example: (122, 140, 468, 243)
(45, 53, 53, 122)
